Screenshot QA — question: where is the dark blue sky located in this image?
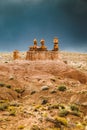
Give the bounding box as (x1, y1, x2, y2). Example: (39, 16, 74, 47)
(0, 0, 87, 52)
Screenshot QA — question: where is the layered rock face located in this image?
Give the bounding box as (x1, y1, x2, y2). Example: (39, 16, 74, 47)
(26, 38, 59, 60)
(26, 51, 59, 60)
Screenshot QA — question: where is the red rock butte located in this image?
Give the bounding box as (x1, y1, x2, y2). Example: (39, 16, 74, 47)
(13, 38, 59, 60)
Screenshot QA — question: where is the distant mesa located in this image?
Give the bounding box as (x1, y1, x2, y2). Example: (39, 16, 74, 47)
(13, 37, 59, 60)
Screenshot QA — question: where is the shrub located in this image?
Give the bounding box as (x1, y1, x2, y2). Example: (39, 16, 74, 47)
(57, 85, 67, 91)
(70, 104, 79, 111)
(15, 88, 25, 94)
(54, 116, 68, 126)
(6, 85, 12, 89)
(9, 110, 16, 116)
(8, 106, 16, 116)
(0, 83, 5, 87)
(0, 103, 8, 111)
(18, 125, 25, 129)
(59, 109, 69, 117)
(70, 111, 81, 117)
(30, 125, 40, 130)
(51, 104, 59, 109)
(59, 104, 65, 109)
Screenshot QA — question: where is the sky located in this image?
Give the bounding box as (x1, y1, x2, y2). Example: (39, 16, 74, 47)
(0, 0, 87, 52)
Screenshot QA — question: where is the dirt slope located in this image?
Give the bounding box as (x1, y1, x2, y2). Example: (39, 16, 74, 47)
(0, 54, 87, 130)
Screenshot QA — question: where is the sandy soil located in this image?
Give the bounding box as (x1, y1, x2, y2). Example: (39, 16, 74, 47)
(0, 52, 87, 130)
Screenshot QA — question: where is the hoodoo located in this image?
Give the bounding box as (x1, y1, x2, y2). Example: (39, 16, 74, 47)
(13, 37, 59, 60)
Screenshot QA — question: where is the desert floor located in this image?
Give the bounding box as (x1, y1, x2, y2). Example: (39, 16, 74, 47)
(0, 51, 87, 130)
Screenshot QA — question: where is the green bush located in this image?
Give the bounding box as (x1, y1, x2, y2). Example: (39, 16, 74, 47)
(0, 103, 8, 111)
(57, 85, 67, 91)
(15, 88, 25, 94)
(0, 83, 5, 87)
(70, 104, 79, 111)
(6, 85, 12, 89)
(8, 106, 16, 116)
(54, 116, 68, 126)
(59, 109, 69, 117)
(71, 111, 81, 117)
(18, 125, 25, 129)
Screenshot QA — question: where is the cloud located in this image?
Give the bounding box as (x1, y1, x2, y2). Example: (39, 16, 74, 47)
(0, 0, 43, 5)
(0, 0, 87, 52)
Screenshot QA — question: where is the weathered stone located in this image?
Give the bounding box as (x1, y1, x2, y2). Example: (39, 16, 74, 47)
(41, 86, 49, 91)
(13, 50, 20, 60)
(39, 39, 47, 51)
(53, 37, 59, 51)
(26, 37, 59, 60)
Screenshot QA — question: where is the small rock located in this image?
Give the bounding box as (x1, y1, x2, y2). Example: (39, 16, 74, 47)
(63, 60, 67, 64)
(41, 86, 49, 91)
(85, 126, 87, 130)
(50, 90, 57, 94)
(81, 102, 87, 106)
(9, 76, 14, 80)
(30, 90, 36, 95)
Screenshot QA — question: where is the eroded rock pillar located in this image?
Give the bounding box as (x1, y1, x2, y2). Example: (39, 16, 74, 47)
(53, 37, 59, 51)
(39, 39, 47, 51)
(13, 50, 20, 60)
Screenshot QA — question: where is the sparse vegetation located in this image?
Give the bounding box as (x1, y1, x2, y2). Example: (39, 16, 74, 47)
(57, 85, 67, 91)
(0, 82, 5, 87)
(70, 104, 79, 111)
(6, 85, 12, 89)
(54, 116, 68, 126)
(30, 125, 40, 130)
(0, 103, 8, 111)
(18, 125, 25, 129)
(8, 106, 16, 116)
(15, 88, 25, 94)
(59, 109, 69, 117)
(0, 52, 86, 130)
(70, 111, 82, 117)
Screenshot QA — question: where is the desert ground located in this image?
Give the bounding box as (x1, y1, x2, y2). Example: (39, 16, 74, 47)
(0, 51, 87, 130)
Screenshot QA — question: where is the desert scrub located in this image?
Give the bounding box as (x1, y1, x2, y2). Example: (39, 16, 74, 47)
(50, 78, 56, 82)
(59, 104, 66, 109)
(51, 104, 59, 109)
(8, 106, 16, 116)
(0, 102, 9, 111)
(34, 104, 43, 111)
(30, 125, 40, 130)
(59, 109, 69, 117)
(5, 84, 12, 89)
(0, 100, 8, 103)
(18, 125, 25, 129)
(76, 122, 85, 130)
(15, 88, 25, 94)
(45, 128, 60, 130)
(69, 104, 82, 117)
(54, 116, 68, 126)
(42, 112, 48, 117)
(0, 83, 12, 89)
(70, 111, 82, 117)
(57, 85, 67, 91)
(0, 82, 5, 87)
(70, 104, 79, 111)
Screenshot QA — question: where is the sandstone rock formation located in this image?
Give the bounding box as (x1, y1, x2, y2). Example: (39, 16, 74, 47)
(53, 37, 59, 51)
(26, 38, 59, 60)
(13, 50, 20, 60)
